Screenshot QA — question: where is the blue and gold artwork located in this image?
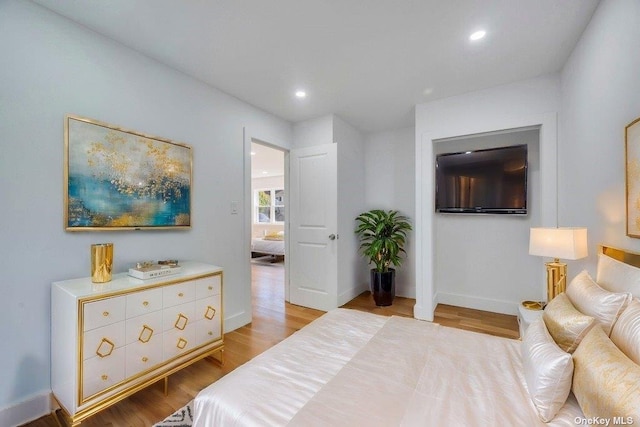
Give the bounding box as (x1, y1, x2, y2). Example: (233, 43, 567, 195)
(65, 116, 191, 230)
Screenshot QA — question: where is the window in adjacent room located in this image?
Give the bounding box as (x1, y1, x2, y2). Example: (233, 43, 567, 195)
(255, 189, 284, 224)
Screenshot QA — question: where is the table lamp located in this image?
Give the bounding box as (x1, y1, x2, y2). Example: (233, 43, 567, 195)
(529, 227, 588, 303)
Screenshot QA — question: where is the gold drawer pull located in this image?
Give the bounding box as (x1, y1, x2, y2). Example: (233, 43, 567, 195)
(178, 292, 184, 297)
(177, 338, 187, 350)
(142, 301, 149, 307)
(103, 311, 109, 317)
(205, 306, 216, 320)
(208, 286, 213, 291)
(208, 331, 213, 336)
(142, 357, 148, 363)
(101, 374, 108, 381)
(174, 313, 188, 330)
(138, 324, 154, 343)
(96, 338, 115, 358)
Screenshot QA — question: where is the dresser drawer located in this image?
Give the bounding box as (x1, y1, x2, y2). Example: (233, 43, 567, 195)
(82, 347, 125, 399)
(194, 296, 222, 346)
(83, 296, 126, 331)
(163, 281, 196, 307)
(83, 322, 125, 361)
(163, 325, 195, 361)
(163, 301, 196, 332)
(126, 287, 163, 318)
(125, 338, 163, 378)
(125, 310, 163, 345)
(195, 275, 221, 299)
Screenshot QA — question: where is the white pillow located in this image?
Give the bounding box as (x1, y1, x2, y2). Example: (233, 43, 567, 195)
(596, 253, 640, 296)
(522, 318, 574, 422)
(566, 270, 631, 336)
(610, 298, 640, 365)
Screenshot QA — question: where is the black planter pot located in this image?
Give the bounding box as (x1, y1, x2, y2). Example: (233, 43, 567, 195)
(370, 269, 395, 306)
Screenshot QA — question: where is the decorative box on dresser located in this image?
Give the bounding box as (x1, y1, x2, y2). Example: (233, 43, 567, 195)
(51, 261, 223, 426)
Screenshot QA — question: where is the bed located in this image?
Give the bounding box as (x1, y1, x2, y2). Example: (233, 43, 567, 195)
(251, 233, 285, 258)
(194, 245, 640, 426)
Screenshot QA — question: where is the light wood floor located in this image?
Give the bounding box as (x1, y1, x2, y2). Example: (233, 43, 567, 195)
(25, 262, 518, 426)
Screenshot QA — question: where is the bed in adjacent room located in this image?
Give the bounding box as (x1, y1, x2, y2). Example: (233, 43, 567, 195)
(194, 245, 640, 426)
(251, 231, 284, 259)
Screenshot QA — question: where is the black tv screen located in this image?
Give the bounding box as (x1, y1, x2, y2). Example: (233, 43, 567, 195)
(435, 144, 528, 214)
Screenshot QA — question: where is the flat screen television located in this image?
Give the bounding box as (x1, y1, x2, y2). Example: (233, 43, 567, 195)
(435, 144, 528, 214)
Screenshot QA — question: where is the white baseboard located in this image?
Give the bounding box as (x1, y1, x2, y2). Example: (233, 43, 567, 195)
(223, 310, 251, 333)
(338, 284, 367, 307)
(0, 391, 51, 427)
(436, 291, 519, 316)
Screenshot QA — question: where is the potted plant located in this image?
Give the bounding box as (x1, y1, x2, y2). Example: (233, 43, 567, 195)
(354, 209, 412, 306)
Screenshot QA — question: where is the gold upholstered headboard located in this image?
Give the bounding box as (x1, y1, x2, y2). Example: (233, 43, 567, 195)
(600, 245, 640, 269)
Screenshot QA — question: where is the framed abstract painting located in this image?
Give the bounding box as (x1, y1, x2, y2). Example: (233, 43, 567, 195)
(626, 116, 640, 237)
(64, 115, 192, 231)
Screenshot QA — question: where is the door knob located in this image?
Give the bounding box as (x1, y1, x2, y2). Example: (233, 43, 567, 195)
(329, 234, 336, 240)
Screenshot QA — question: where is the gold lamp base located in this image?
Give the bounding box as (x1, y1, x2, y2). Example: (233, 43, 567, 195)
(546, 258, 567, 302)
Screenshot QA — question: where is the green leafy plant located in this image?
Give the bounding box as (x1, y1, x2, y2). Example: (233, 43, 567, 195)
(354, 209, 412, 273)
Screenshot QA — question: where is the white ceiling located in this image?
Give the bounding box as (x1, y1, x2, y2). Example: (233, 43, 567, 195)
(33, 0, 600, 133)
(251, 142, 284, 178)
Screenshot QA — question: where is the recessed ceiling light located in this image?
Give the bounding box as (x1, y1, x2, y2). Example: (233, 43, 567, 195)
(295, 90, 307, 98)
(262, 171, 268, 174)
(469, 30, 486, 41)
(423, 88, 434, 96)
(250, 151, 256, 156)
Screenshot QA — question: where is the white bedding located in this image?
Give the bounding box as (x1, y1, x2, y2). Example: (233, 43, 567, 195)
(193, 309, 583, 426)
(251, 237, 285, 256)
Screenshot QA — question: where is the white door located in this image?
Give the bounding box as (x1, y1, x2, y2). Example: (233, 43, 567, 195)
(288, 143, 338, 311)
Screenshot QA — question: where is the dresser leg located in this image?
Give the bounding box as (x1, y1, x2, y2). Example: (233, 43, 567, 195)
(207, 347, 225, 366)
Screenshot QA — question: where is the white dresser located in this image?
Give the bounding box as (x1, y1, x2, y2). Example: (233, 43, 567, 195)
(51, 261, 223, 426)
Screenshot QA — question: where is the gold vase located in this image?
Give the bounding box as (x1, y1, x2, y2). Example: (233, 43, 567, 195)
(91, 243, 113, 283)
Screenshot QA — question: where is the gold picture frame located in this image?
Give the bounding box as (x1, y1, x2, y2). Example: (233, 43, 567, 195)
(64, 115, 192, 231)
(625, 116, 640, 237)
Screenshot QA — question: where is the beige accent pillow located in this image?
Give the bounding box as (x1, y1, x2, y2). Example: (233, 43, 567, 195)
(610, 298, 640, 365)
(596, 253, 640, 296)
(543, 293, 596, 353)
(522, 318, 574, 422)
(566, 270, 631, 336)
(263, 231, 284, 241)
(263, 235, 284, 241)
(572, 325, 640, 421)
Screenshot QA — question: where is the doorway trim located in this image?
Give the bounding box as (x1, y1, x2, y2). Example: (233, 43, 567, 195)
(243, 130, 290, 312)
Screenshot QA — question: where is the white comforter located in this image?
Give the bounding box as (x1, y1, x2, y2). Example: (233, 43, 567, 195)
(193, 309, 583, 426)
(251, 238, 285, 256)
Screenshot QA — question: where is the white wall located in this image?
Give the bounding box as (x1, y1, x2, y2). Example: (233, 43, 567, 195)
(433, 129, 542, 312)
(415, 75, 560, 319)
(0, 1, 292, 423)
(560, 0, 640, 274)
(292, 115, 334, 148)
(364, 127, 416, 297)
(334, 116, 368, 304)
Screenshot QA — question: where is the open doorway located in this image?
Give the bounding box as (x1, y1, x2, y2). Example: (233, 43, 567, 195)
(249, 141, 287, 312)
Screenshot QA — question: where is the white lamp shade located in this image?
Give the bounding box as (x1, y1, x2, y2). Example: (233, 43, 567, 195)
(529, 227, 588, 260)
